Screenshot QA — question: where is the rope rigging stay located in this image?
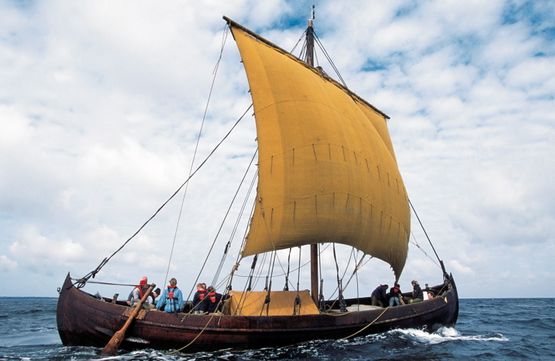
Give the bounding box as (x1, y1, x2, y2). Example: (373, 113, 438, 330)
(74, 103, 253, 289)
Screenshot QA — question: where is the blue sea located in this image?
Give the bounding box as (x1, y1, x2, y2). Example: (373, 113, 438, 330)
(0, 298, 554, 360)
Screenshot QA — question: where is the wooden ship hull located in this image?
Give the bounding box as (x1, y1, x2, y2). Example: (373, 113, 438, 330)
(57, 273, 459, 352)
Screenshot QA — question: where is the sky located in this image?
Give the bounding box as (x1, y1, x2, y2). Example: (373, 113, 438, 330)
(0, 0, 554, 299)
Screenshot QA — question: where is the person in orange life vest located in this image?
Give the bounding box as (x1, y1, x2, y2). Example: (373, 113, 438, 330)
(206, 285, 222, 313)
(193, 283, 208, 313)
(156, 278, 184, 313)
(127, 276, 158, 306)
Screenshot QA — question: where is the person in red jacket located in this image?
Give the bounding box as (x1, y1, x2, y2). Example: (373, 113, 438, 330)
(388, 283, 403, 307)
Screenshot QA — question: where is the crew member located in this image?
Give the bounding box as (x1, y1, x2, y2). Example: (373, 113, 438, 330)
(371, 284, 389, 307)
(127, 276, 157, 306)
(156, 277, 184, 313)
(193, 282, 208, 313)
(388, 283, 403, 307)
(206, 286, 222, 313)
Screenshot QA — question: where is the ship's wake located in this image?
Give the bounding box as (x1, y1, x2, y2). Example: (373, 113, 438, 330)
(391, 326, 509, 344)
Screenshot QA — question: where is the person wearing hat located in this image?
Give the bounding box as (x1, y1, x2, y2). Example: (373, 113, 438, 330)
(127, 276, 158, 306)
(410, 280, 424, 303)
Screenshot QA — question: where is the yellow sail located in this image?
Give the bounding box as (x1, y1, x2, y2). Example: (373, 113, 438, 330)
(227, 20, 410, 277)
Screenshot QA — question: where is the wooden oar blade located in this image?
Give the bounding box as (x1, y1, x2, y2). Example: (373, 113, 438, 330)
(101, 283, 155, 355)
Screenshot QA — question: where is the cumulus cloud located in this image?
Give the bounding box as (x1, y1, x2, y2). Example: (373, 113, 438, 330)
(0, 255, 17, 271)
(0, 0, 553, 298)
(9, 226, 85, 272)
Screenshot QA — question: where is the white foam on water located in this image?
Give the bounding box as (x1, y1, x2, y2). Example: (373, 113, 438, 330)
(97, 350, 180, 361)
(96, 356, 118, 361)
(391, 327, 509, 344)
(340, 332, 388, 346)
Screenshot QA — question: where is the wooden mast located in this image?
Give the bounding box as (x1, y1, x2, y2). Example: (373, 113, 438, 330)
(305, 6, 319, 305)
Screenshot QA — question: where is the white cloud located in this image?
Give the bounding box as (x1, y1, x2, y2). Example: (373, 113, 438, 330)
(0, 255, 17, 271)
(0, 106, 30, 147)
(479, 22, 542, 68)
(447, 259, 474, 276)
(9, 226, 86, 270)
(505, 56, 555, 92)
(0, 0, 554, 299)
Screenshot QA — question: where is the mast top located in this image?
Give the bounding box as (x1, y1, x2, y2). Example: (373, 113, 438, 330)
(305, 5, 315, 66)
(308, 5, 315, 28)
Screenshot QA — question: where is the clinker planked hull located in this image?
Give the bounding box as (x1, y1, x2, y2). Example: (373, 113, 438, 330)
(57, 273, 458, 352)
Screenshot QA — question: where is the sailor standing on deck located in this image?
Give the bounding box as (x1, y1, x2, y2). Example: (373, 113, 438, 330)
(156, 278, 184, 313)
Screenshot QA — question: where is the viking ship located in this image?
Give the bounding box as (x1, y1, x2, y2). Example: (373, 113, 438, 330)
(57, 14, 459, 353)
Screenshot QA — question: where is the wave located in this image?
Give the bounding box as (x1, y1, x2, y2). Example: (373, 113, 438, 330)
(96, 349, 185, 360)
(391, 327, 509, 344)
(8, 309, 47, 315)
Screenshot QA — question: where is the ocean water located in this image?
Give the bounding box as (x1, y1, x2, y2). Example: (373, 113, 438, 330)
(0, 298, 554, 360)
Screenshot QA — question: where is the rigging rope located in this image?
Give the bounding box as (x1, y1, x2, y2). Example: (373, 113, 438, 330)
(170, 312, 219, 354)
(313, 33, 348, 88)
(323, 246, 356, 303)
(332, 244, 347, 312)
(211, 158, 258, 288)
(314, 46, 321, 67)
(70, 279, 137, 287)
(408, 198, 445, 269)
(164, 25, 230, 286)
(247, 255, 258, 291)
(210, 150, 256, 286)
(252, 250, 268, 291)
(410, 230, 439, 266)
(317, 243, 325, 310)
(185, 148, 258, 302)
(296, 247, 302, 293)
(259, 251, 277, 316)
(231, 243, 331, 279)
(283, 248, 292, 291)
(294, 28, 347, 89)
(353, 250, 360, 306)
(290, 29, 307, 55)
(75, 103, 253, 288)
(327, 253, 369, 302)
(226, 185, 257, 293)
(231, 252, 265, 316)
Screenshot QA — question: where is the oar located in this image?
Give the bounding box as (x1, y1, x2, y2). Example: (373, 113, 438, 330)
(101, 283, 156, 355)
